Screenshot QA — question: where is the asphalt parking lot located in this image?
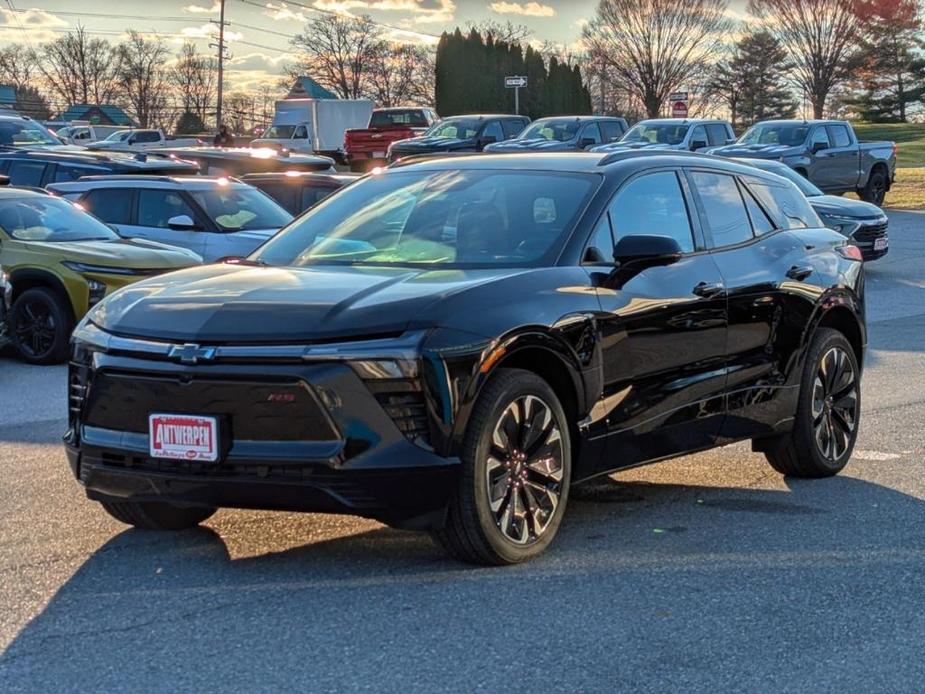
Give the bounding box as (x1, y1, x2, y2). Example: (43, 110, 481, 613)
(1, 212, 924, 692)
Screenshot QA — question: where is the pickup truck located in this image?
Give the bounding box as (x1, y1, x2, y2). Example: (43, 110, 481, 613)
(590, 118, 735, 154)
(86, 129, 202, 152)
(706, 119, 897, 205)
(345, 107, 439, 171)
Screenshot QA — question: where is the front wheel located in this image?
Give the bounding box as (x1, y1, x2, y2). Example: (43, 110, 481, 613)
(10, 287, 72, 364)
(765, 328, 860, 477)
(99, 500, 217, 530)
(432, 368, 572, 565)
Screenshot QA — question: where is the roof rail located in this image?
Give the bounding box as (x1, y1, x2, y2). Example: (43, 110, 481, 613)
(596, 149, 719, 167)
(387, 151, 486, 168)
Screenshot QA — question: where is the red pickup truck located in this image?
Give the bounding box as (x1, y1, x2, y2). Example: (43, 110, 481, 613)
(344, 107, 439, 171)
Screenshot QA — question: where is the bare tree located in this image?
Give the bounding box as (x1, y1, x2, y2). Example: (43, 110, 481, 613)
(367, 43, 435, 107)
(466, 19, 533, 43)
(116, 31, 171, 128)
(35, 26, 121, 106)
(224, 92, 255, 133)
(749, 0, 860, 118)
(583, 0, 731, 118)
(0, 46, 35, 90)
(171, 42, 217, 124)
(289, 14, 384, 99)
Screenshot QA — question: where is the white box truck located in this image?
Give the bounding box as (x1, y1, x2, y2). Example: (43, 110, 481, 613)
(251, 99, 374, 161)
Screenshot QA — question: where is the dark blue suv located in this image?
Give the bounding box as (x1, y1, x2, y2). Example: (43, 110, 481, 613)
(485, 116, 628, 152)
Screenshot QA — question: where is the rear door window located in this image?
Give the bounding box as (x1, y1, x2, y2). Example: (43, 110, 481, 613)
(689, 170, 754, 247)
(253, 183, 297, 215)
(82, 188, 133, 225)
(600, 120, 625, 142)
(8, 161, 47, 187)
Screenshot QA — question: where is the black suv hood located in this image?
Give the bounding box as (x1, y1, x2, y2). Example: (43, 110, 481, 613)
(390, 136, 475, 155)
(91, 264, 527, 343)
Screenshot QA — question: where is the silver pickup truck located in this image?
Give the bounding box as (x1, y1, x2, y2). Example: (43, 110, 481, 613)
(707, 119, 896, 205)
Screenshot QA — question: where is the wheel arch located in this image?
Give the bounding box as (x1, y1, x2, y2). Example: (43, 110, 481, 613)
(815, 305, 865, 367)
(869, 161, 891, 191)
(8, 268, 76, 321)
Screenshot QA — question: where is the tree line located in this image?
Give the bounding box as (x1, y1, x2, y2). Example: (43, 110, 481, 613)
(584, 0, 925, 126)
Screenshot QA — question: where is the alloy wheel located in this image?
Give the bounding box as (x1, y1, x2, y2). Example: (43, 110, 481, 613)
(14, 299, 56, 359)
(811, 346, 858, 462)
(486, 395, 564, 544)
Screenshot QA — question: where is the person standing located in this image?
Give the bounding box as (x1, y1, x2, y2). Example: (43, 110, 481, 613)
(213, 124, 235, 147)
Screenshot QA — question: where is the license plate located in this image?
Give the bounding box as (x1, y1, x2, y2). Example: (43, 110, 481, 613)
(874, 237, 888, 251)
(149, 414, 218, 462)
(372, 151, 386, 158)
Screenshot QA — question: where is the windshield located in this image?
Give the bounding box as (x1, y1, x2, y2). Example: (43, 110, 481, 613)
(370, 110, 429, 128)
(518, 119, 581, 142)
(264, 125, 295, 139)
(0, 196, 120, 242)
(739, 124, 809, 147)
(745, 160, 823, 197)
(102, 130, 132, 142)
(621, 123, 689, 145)
(254, 169, 598, 268)
(0, 120, 60, 147)
(425, 118, 480, 140)
(189, 186, 293, 231)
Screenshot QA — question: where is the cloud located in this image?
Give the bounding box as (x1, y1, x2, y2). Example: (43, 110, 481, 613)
(183, 1, 221, 13)
(489, 1, 555, 17)
(265, 0, 455, 25)
(175, 23, 244, 42)
(0, 7, 69, 43)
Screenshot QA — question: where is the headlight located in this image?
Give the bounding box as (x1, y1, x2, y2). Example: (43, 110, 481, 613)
(86, 278, 107, 307)
(62, 261, 147, 276)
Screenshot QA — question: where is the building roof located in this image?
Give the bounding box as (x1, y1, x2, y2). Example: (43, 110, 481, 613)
(287, 76, 339, 101)
(0, 85, 16, 105)
(59, 104, 136, 126)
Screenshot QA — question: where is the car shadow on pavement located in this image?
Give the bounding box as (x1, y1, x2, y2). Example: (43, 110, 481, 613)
(3, 472, 925, 690)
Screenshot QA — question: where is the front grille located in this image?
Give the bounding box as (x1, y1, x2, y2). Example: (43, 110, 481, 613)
(365, 378, 430, 445)
(68, 359, 91, 425)
(853, 221, 888, 242)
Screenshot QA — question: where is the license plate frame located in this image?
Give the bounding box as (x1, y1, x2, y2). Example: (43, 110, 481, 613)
(149, 414, 219, 462)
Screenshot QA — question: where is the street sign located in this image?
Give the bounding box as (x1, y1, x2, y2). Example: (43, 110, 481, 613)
(505, 76, 528, 114)
(672, 101, 689, 118)
(669, 92, 689, 102)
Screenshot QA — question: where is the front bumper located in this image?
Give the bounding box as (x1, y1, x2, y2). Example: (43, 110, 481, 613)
(65, 329, 459, 528)
(851, 219, 890, 261)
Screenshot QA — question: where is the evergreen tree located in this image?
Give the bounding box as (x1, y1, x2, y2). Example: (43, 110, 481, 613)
(709, 30, 797, 128)
(850, 0, 925, 122)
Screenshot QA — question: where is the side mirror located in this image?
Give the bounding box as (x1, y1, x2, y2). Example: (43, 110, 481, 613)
(167, 214, 198, 230)
(690, 140, 708, 151)
(811, 141, 827, 153)
(725, 138, 737, 145)
(0, 175, 9, 187)
(478, 135, 497, 149)
(579, 138, 596, 149)
(128, 136, 138, 145)
(613, 234, 683, 267)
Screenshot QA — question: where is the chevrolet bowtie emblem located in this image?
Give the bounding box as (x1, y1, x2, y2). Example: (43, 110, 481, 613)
(168, 343, 217, 365)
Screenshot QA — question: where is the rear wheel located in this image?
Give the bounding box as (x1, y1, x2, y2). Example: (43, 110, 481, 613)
(432, 368, 571, 565)
(99, 500, 217, 530)
(765, 328, 860, 477)
(860, 169, 887, 206)
(10, 287, 72, 364)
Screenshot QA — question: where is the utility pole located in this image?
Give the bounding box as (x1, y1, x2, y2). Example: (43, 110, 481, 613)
(210, 0, 228, 131)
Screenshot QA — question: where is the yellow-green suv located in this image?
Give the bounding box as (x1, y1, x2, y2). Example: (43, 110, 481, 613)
(0, 188, 201, 363)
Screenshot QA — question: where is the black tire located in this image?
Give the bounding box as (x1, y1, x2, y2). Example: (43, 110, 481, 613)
(432, 368, 572, 565)
(860, 169, 887, 206)
(10, 287, 72, 364)
(765, 328, 861, 477)
(99, 500, 217, 530)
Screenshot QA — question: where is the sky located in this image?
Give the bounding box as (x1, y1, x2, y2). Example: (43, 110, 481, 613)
(0, 1, 608, 93)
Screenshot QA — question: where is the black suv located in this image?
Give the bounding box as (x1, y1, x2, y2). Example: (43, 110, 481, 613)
(388, 114, 530, 162)
(66, 152, 866, 565)
(0, 149, 199, 186)
(240, 172, 358, 215)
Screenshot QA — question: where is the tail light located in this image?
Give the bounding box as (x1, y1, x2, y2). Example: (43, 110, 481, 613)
(893, 143, 899, 157)
(836, 244, 864, 261)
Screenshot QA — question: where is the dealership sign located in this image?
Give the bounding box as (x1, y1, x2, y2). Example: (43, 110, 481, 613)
(670, 92, 689, 118)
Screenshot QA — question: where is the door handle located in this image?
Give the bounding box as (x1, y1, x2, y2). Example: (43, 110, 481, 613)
(786, 265, 814, 281)
(692, 281, 725, 298)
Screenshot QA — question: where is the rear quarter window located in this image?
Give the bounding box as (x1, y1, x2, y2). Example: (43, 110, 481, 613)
(744, 176, 821, 230)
